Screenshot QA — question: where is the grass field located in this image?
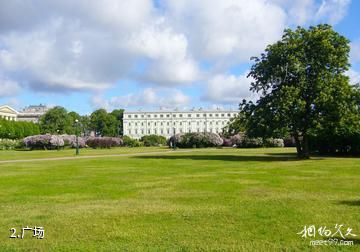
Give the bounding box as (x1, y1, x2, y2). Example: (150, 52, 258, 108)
(0, 147, 359, 251)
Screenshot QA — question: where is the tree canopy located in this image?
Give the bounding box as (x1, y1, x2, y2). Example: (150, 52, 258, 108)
(244, 24, 357, 158)
(39, 106, 74, 134)
(90, 109, 118, 137)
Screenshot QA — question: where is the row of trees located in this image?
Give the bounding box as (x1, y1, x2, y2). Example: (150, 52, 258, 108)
(0, 119, 40, 139)
(226, 24, 360, 158)
(39, 107, 124, 137)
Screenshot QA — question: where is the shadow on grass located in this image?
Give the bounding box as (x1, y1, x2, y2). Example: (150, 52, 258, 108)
(133, 154, 299, 162)
(338, 200, 360, 206)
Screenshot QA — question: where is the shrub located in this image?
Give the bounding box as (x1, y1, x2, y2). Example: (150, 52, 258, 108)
(85, 136, 123, 149)
(222, 138, 233, 147)
(283, 137, 296, 147)
(264, 138, 284, 147)
(60, 134, 86, 148)
(141, 135, 167, 147)
(122, 136, 143, 147)
(239, 137, 263, 148)
(23, 134, 64, 150)
(169, 132, 223, 148)
(0, 139, 21, 150)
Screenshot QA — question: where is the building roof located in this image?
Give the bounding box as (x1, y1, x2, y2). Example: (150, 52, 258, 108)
(0, 105, 19, 114)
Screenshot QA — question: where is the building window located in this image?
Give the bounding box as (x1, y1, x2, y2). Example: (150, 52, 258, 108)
(154, 114, 157, 118)
(135, 129, 138, 134)
(180, 122, 182, 126)
(166, 114, 170, 117)
(128, 115, 132, 118)
(188, 129, 191, 133)
(154, 122, 157, 126)
(141, 130, 144, 134)
(160, 122, 163, 126)
(221, 114, 224, 117)
(135, 115, 138, 118)
(148, 130, 150, 134)
(188, 122, 191, 125)
(203, 113, 206, 117)
(196, 114, 200, 117)
(129, 129, 131, 134)
(148, 122, 150, 126)
(188, 114, 191, 117)
(173, 114, 176, 117)
(167, 129, 170, 134)
(147, 115, 151, 118)
(141, 115, 144, 118)
(141, 122, 144, 126)
(227, 113, 231, 116)
(167, 122, 170, 126)
(129, 123, 131, 126)
(179, 114, 183, 117)
(209, 114, 213, 117)
(160, 114, 164, 118)
(161, 129, 163, 134)
(135, 122, 137, 126)
(215, 114, 219, 117)
(154, 129, 157, 134)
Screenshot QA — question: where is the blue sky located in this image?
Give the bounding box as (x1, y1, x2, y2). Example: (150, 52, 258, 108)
(0, 0, 359, 115)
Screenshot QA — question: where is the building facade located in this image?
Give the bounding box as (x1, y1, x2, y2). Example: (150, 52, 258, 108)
(123, 109, 238, 139)
(17, 104, 50, 123)
(0, 105, 18, 121)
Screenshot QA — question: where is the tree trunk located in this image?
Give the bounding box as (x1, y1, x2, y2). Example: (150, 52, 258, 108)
(293, 133, 310, 159)
(294, 135, 302, 156)
(301, 134, 310, 159)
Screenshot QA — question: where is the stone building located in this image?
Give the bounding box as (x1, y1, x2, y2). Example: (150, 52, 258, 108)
(0, 105, 18, 121)
(17, 104, 50, 123)
(123, 109, 238, 139)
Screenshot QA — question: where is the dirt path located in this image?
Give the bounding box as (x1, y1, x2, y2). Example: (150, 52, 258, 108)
(0, 149, 194, 164)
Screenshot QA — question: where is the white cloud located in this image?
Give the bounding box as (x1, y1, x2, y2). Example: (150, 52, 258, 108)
(0, 0, 353, 108)
(91, 88, 190, 110)
(350, 40, 360, 64)
(0, 76, 21, 97)
(127, 20, 200, 85)
(203, 72, 256, 103)
(347, 69, 360, 84)
(315, 0, 350, 24)
(163, 0, 287, 65)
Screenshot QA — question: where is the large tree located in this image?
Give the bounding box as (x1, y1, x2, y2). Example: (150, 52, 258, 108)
(39, 106, 74, 134)
(246, 24, 352, 158)
(90, 109, 118, 136)
(110, 109, 124, 136)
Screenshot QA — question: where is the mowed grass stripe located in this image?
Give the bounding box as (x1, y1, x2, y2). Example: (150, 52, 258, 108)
(0, 148, 358, 251)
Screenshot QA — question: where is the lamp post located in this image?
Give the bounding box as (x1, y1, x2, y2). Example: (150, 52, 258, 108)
(75, 119, 79, 155)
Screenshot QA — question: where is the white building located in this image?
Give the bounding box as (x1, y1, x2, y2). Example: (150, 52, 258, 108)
(0, 105, 18, 121)
(17, 104, 50, 123)
(123, 109, 238, 139)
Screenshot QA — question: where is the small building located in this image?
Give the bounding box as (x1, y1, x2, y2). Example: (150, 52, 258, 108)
(17, 104, 50, 123)
(0, 105, 18, 121)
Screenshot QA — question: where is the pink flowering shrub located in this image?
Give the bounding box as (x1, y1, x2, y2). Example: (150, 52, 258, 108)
(60, 134, 86, 148)
(23, 134, 64, 150)
(85, 136, 123, 149)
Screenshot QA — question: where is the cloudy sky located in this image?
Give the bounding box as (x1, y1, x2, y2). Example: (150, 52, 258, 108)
(0, 0, 359, 114)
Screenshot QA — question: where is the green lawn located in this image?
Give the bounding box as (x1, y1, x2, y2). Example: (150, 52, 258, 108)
(0, 147, 359, 251)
